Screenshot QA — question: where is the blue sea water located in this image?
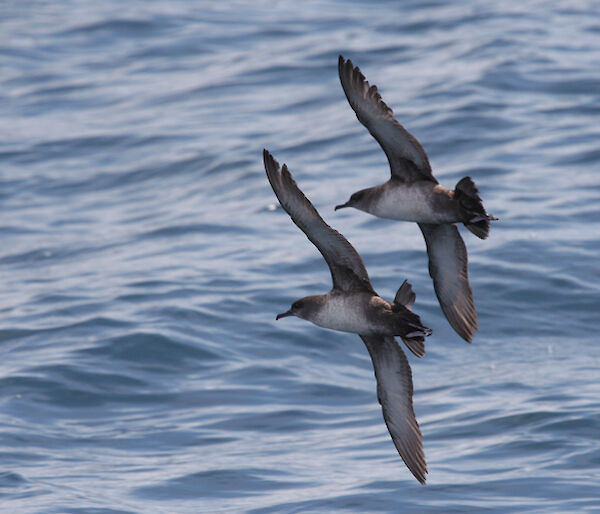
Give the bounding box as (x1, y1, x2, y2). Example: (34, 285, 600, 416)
(1, 0, 600, 511)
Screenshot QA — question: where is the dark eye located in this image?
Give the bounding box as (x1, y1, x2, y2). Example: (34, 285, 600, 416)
(351, 192, 363, 202)
(292, 300, 304, 310)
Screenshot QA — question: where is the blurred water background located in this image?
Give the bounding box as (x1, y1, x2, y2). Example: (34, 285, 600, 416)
(1, 1, 600, 512)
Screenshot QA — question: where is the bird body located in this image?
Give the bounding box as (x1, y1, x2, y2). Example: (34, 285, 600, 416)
(336, 55, 496, 342)
(286, 290, 425, 337)
(263, 149, 430, 484)
(344, 180, 459, 224)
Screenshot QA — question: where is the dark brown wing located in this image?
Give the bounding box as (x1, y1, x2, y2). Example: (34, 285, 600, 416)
(264, 150, 373, 293)
(361, 335, 427, 484)
(419, 223, 477, 342)
(338, 56, 438, 184)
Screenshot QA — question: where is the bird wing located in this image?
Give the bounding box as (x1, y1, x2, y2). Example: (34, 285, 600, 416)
(264, 150, 373, 293)
(338, 56, 438, 184)
(419, 223, 477, 342)
(360, 335, 427, 484)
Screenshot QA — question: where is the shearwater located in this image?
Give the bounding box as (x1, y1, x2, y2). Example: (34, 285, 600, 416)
(335, 56, 497, 342)
(264, 149, 431, 484)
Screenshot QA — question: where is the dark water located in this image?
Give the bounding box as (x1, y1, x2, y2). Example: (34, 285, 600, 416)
(2, 1, 600, 512)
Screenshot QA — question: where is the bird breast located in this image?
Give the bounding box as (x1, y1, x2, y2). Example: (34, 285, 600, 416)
(369, 182, 458, 224)
(310, 293, 390, 335)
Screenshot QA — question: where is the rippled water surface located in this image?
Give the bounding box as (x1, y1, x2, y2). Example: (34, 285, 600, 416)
(2, 1, 600, 512)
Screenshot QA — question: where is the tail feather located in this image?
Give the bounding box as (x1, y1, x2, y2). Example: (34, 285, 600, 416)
(401, 336, 425, 358)
(454, 177, 496, 240)
(395, 308, 432, 358)
(392, 280, 430, 357)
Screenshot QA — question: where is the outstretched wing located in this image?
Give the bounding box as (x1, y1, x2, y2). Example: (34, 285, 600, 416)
(419, 223, 477, 342)
(361, 335, 427, 484)
(264, 150, 373, 293)
(338, 56, 438, 184)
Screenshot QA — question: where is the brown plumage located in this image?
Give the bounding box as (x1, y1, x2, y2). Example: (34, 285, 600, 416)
(264, 149, 430, 483)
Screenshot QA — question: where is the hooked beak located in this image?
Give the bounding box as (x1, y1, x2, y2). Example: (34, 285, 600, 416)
(276, 310, 293, 320)
(334, 202, 350, 211)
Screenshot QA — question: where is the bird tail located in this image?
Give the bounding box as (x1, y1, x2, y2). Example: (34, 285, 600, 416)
(454, 177, 497, 240)
(392, 286, 431, 357)
(401, 316, 432, 358)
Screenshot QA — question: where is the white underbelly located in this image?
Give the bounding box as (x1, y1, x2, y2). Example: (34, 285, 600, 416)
(311, 295, 374, 334)
(370, 185, 456, 223)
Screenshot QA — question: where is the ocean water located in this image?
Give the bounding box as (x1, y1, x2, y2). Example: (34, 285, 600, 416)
(1, 1, 600, 512)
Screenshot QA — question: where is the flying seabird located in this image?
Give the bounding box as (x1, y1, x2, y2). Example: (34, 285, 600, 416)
(335, 56, 497, 343)
(264, 149, 431, 484)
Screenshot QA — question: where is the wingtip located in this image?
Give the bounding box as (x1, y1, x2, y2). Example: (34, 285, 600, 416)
(263, 148, 271, 165)
(450, 311, 477, 343)
(413, 466, 427, 484)
(263, 149, 280, 171)
(338, 54, 345, 75)
(395, 438, 428, 484)
(263, 150, 284, 191)
(338, 55, 354, 74)
(394, 280, 416, 310)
